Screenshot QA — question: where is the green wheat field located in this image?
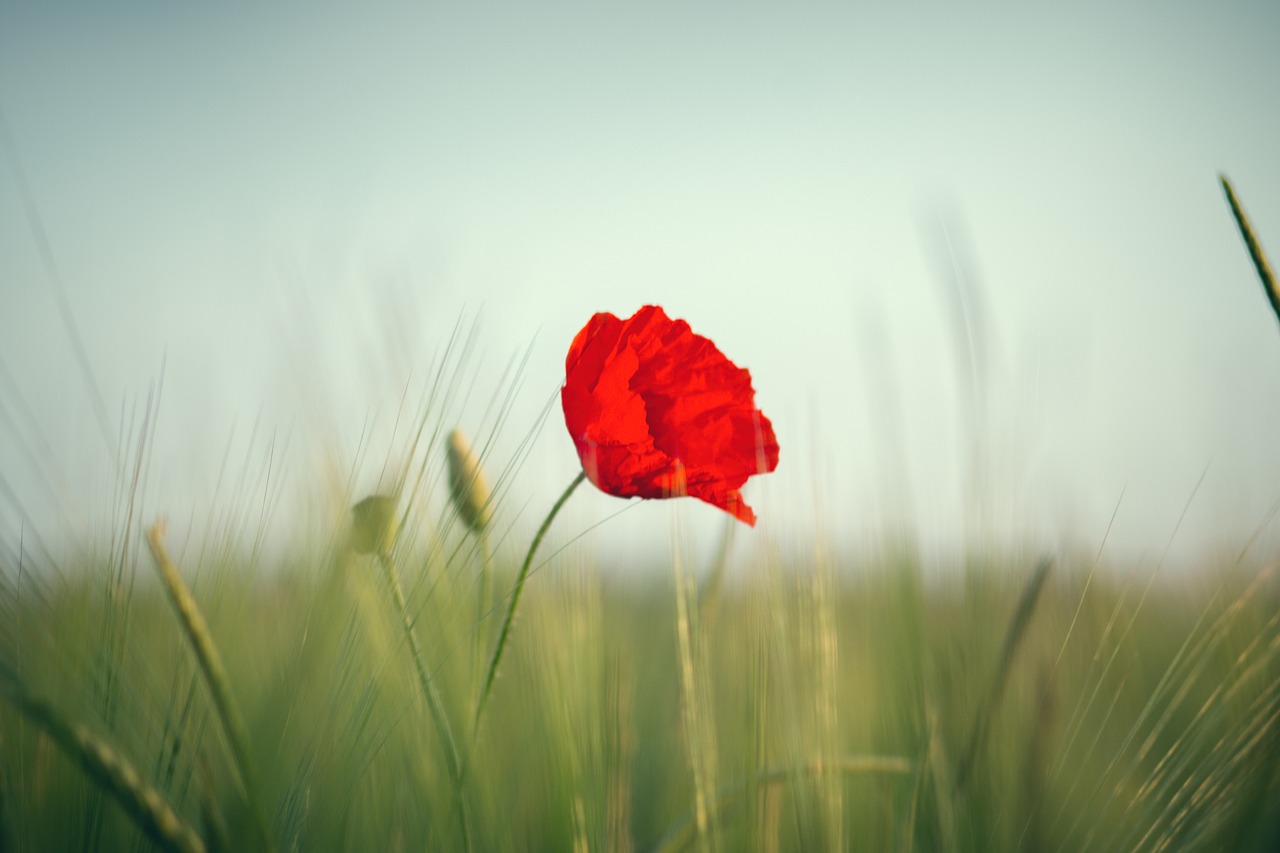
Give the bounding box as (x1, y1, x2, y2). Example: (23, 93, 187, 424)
(2, 179, 1279, 852)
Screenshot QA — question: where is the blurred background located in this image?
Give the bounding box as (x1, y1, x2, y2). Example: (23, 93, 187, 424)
(2, 0, 1279, 572)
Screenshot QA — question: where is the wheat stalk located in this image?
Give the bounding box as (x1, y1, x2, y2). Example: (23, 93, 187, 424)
(145, 521, 274, 852)
(0, 667, 206, 853)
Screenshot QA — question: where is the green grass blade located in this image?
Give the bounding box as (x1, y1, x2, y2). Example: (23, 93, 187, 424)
(145, 522, 274, 853)
(0, 666, 206, 853)
(955, 556, 1053, 793)
(1221, 175, 1280, 327)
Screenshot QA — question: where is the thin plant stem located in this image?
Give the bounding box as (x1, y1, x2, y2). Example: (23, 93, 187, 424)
(0, 666, 207, 853)
(1221, 175, 1280, 326)
(955, 556, 1053, 794)
(375, 552, 473, 853)
(673, 527, 713, 853)
(145, 523, 274, 853)
(473, 533, 492, 702)
(473, 470, 587, 736)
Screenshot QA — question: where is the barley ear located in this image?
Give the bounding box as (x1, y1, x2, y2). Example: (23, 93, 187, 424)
(350, 494, 400, 558)
(0, 668, 206, 853)
(446, 429, 492, 534)
(145, 521, 274, 853)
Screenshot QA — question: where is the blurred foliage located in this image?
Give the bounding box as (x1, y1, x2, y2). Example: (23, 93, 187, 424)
(2, 529, 1278, 852)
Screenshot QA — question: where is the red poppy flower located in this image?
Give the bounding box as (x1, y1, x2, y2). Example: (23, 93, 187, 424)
(561, 305, 780, 525)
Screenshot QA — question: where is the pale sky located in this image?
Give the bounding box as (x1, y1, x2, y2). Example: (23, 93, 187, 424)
(3, 1, 1280, 572)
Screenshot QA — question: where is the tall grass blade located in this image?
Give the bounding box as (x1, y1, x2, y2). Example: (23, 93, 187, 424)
(0, 665, 206, 853)
(672, 526, 713, 853)
(373, 551, 473, 853)
(1221, 175, 1280, 327)
(145, 522, 274, 852)
(955, 556, 1053, 793)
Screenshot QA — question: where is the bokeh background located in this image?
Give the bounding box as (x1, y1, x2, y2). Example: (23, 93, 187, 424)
(3, 1, 1280, 570)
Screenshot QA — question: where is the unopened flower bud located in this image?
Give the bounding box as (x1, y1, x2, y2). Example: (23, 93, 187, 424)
(351, 494, 398, 557)
(447, 428, 492, 534)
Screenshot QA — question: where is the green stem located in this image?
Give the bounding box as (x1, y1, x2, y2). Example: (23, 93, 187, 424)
(473, 533, 492, 701)
(473, 471, 587, 736)
(954, 556, 1053, 794)
(0, 667, 207, 853)
(377, 553, 473, 853)
(1221, 175, 1280, 326)
(145, 524, 273, 853)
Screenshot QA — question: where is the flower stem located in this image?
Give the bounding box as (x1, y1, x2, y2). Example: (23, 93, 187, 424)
(473, 470, 587, 735)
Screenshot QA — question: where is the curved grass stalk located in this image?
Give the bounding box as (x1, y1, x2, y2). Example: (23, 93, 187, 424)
(145, 522, 274, 853)
(473, 470, 586, 736)
(954, 556, 1053, 793)
(0, 666, 206, 853)
(375, 552, 474, 853)
(1221, 175, 1280, 326)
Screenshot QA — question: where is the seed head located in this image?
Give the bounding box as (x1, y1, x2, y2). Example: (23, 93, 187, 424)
(351, 494, 399, 557)
(447, 428, 492, 534)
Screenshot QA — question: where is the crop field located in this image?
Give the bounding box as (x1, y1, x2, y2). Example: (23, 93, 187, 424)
(1, 179, 1279, 852)
(2, 490, 1279, 852)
